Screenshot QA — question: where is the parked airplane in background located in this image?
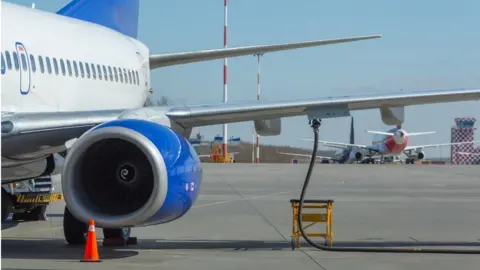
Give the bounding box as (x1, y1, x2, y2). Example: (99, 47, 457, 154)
(2, 0, 480, 246)
(301, 125, 478, 164)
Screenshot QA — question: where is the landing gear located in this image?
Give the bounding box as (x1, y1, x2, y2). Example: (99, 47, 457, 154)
(63, 206, 137, 246)
(405, 158, 415, 164)
(362, 158, 375, 164)
(63, 206, 88, 245)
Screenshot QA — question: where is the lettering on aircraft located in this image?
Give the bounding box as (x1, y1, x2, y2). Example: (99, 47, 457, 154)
(15, 42, 32, 95)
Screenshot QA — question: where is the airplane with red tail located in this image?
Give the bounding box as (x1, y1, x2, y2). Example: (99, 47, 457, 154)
(301, 125, 479, 164)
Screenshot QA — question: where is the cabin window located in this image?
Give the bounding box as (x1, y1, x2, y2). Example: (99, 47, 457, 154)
(53, 58, 59, 75)
(12, 52, 20, 70)
(29, 55, 36, 72)
(38, 56, 44, 73)
(20, 54, 28, 71)
(85, 63, 91, 79)
(122, 68, 127, 84)
(118, 67, 123, 83)
(60, 59, 66, 76)
(102, 65, 108, 81)
(112, 67, 118, 82)
(45, 57, 52, 74)
(73, 61, 79, 77)
(108, 66, 113, 81)
(66, 60, 72, 76)
(128, 70, 132, 84)
(97, 64, 102, 80)
(132, 70, 137, 85)
(1, 53, 5, 73)
(5, 51, 12, 69)
(79, 62, 85, 78)
(135, 71, 140, 85)
(91, 63, 96, 79)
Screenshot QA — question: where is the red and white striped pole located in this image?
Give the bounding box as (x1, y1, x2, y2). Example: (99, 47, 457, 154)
(254, 53, 263, 163)
(222, 0, 228, 159)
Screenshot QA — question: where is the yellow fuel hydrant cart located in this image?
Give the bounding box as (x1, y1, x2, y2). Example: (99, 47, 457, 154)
(290, 199, 334, 250)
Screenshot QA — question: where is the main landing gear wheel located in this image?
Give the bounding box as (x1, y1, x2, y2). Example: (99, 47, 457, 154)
(63, 206, 88, 245)
(405, 158, 415, 164)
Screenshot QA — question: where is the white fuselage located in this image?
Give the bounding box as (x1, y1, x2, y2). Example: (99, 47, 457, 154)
(1, 2, 151, 114)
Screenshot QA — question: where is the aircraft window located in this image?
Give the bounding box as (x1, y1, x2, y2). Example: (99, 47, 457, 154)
(73, 61, 78, 77)
(97, 64, 102, 80)
(91, 63, 96, 79)
(79, 62, 85, 78)
(123, 68, 127, 84)
(45, 57, 52, 74)
(53, 58, 59, 75)
(38, 56, 44, 73)
(113, 67, 118, 82)
(60, 59, 66, 76)
(102, 65, 107, 81)
(5, 51, 12, 69)
(128, 70, 132, 84)
(85, 63, 91, 79)
(135, 71, 140, 85)
(12, 52, 20, 70)
(29, 55, 36, 72)
(118, 67, 124, 83)
(66, 60, 72, 76)
(132, 70, 137, 85)
(20, 54, 28, 71)
(108, 66, 113, 81)
(1, 53, 5, 73)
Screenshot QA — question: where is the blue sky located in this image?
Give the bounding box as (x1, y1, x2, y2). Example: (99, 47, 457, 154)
(10, 0, 480, 158)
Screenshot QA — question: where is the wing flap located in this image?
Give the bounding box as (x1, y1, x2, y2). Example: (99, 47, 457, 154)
(149, 35, 381, 69)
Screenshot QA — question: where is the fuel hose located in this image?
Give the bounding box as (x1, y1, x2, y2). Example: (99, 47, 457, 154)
(296, 118, 480, 254)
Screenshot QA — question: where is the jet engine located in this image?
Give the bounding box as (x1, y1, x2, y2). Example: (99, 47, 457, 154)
(61, 119, 202, 228)
(349, 149, 363, 161)
(416, 151, 425, 160)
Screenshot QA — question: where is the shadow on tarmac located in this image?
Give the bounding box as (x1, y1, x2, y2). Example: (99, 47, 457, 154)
(1, 238, 138, 260)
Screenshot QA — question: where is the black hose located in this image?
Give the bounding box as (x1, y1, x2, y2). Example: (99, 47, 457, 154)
(296, 118, 480, 254)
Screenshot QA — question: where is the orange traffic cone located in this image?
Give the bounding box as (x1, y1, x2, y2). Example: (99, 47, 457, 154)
(81, 220, 101, 262)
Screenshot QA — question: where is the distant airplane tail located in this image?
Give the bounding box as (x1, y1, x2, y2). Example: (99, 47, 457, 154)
(56, 0, 140, 39)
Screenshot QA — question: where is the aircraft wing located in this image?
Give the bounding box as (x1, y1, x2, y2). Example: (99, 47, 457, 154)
(404, 140, 480, 152)
(277, 150, 333, 159)
(149, 35, 382, 69)
(299, 138, 369, 150)
(164, 88, 480, 127)
(3, 88, 480, 159)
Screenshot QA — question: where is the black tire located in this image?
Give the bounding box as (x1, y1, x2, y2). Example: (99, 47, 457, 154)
(1, 188, 13, 222)
(103, 227, 131, 240)
(63, 206, 88, 245)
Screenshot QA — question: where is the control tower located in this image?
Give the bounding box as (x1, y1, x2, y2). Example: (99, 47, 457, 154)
(450, 117, 480, 165)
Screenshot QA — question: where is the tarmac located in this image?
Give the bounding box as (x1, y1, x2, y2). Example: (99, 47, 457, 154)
(2, 163, 480, 269)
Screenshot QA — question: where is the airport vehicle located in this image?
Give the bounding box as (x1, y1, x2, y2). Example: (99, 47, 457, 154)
(301, 125, 478, 164)
(1, 0, 480, 245)
(2, 176, 55, 222)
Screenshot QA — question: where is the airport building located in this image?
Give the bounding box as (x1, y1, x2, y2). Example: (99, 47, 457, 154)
(450, 117, 480, 165)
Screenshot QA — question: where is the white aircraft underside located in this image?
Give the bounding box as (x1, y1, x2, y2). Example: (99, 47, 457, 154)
(1, 0, 480, 245)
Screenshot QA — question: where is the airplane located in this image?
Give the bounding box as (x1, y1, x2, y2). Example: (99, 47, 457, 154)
(301, 125, 479, 164)
(1, 0, 480, 246)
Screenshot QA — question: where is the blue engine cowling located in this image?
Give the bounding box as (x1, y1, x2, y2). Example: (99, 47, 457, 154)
(61, 119, 202, 228)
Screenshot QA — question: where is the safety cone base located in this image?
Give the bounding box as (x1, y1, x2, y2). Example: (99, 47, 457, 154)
(81, 220, 101, 262)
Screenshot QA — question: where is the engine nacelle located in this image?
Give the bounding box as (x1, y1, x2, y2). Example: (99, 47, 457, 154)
(417, 151, 425, 160)
(349, 149, 363, 161)
(62, 119, 202, 228)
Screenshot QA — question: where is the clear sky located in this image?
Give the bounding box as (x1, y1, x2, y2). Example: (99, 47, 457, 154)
(10, 0, 480, 158)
